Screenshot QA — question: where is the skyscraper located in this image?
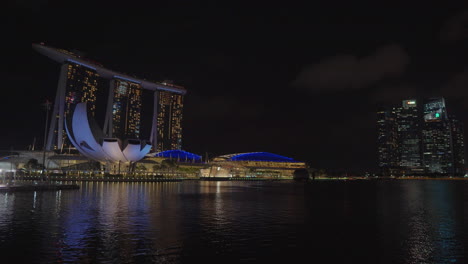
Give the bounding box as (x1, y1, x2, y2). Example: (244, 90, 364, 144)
(65, 62, 99, 118)
(377, 98, 466, 176)
(396, 99, 424, 175)
(103, 77, 143, 140)
(421, 98, 454, 174)
(377, 107, 399, 175)
(451, 118, 466, 175)
(33, 43, 186, 155)
(157, 83, 184, 152)
(46, 60, 100, 151)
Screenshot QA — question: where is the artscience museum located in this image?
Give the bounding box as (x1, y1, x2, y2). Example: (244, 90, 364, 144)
(66, 102, 152, 166)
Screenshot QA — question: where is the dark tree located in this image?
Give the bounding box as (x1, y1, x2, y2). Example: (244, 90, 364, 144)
(293, 168, 310, 181)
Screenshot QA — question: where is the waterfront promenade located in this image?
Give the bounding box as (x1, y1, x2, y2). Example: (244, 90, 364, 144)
(0, 182, 79, 192)
(1, 174, 467, 184)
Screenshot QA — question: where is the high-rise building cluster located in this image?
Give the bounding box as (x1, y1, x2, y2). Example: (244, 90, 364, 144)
(106, 77, 143, 140)
(33, 43, 186, 155)
(157, 82, 184, 152)
(377, 98, 466, 176)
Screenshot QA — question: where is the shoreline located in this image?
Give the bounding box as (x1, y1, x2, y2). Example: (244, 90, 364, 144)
(1, 175, 467, 184)
(0, 183, 79, 192)
(1, 176, 467, 193)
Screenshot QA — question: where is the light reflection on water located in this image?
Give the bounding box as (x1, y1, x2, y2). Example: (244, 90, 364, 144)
(0, 180, 467, 263)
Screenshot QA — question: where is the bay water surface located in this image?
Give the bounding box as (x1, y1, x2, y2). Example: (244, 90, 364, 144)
(0, 180, 467, 263)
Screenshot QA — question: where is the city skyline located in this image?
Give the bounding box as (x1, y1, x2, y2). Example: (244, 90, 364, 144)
(377, 98, 465, 176)
(6, 1, 468, 173)
(157, 87, 184, 152)
(32, 44, 185, 154)
(3, 3, 468, 263)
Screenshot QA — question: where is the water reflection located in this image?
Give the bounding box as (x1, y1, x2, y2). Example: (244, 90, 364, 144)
(0, 193, 14, 230)
(376, 180, 465, 264)
(58, 182, 186, 263)
(0, 180, 467, 263)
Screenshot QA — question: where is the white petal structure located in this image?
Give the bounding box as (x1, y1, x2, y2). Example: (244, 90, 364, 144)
(123, 140, 152, 162)
(101, 139, 128, 161)
(65, 102, 151, 163)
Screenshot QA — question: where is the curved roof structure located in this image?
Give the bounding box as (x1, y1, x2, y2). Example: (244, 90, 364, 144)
(32, 43, 186, 94)
(66, 102, 151, 163)
(215, 152, 301, 163)
(154, 150, 202, 162)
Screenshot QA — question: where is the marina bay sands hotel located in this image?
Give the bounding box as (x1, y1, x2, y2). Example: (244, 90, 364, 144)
(32, 43, 186, 154)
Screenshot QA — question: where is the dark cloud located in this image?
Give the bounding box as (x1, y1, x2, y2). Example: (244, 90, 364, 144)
(292, 44, 410, 92)
(441, 68, 468, 100)
(370, 84, 419, 105)
(371, 69, 468, 108)
(440, 10, 468, 43)
(186, 94, 266, 120)
(315, 112, 377, 171)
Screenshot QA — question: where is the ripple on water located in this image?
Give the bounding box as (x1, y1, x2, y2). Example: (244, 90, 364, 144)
(0, 181, 467, 263)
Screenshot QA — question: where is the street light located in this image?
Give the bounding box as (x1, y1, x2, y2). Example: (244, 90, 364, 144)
(42, 99, 52, 182)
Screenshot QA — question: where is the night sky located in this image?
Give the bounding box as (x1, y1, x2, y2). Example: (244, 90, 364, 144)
(6, 1, 468, 172)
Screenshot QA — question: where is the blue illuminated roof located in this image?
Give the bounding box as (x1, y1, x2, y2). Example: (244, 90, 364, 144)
(222, 152, 300, 162)
(154, 150, 202, 162)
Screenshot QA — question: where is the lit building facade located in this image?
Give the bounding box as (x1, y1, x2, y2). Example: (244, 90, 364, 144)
(421, 98, 454, 174)
(33, 43, 186, 158)
(451, 118, 466, 175)
(64, 62, 99, 118)
(396, 99, 424, 174)
(157, 87, 184, 152)
(109, 78, 143, 139)
(203, 152, 308, 178)
(377, 107, 399, 175)
(377, 98, 466, 176)
(46, 60, 100, 151)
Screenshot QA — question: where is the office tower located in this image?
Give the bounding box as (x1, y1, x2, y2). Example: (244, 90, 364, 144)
(46, 60, 100, 151)
(377, 97, 466, 176)
(396, 99, 424, 175)
(157, 88, 184, 152)
(65, 62, 99, 118)
(451, 118, 466, 175)
(422, 98, 454, 174)
(106, 78, 143, 139)
(33, 43, 186, 155)
(377, 107, 399, 175)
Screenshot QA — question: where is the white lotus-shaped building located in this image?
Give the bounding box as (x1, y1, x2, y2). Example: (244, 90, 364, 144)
(65, 102, 152, 163)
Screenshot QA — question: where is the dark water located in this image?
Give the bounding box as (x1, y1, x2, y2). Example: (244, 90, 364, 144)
(0, 180, 467, 263)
